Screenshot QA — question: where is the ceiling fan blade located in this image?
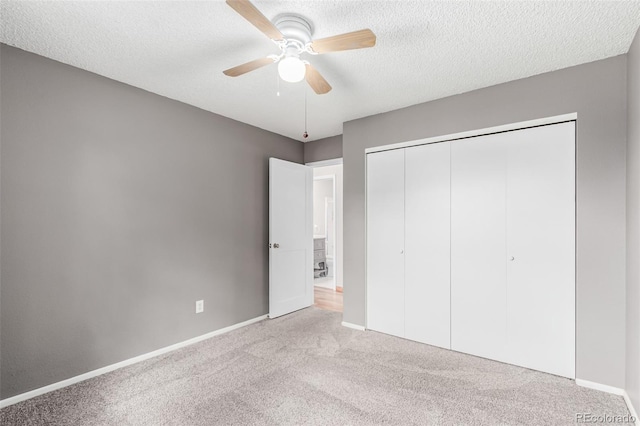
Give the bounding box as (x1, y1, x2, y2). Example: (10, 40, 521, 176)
(305, 64, 332, 95)
(223, 57, 274, 77)
(309, 29, 376, 54)
(226, 0, 283, 41)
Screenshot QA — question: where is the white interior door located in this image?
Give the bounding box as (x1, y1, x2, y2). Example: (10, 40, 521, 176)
(405, 142, 451, 349)
(366, 149, 405, 337)
(451, 133, 508, 362)
(269, 158, 313, 318)
(505, 122, 575, 378)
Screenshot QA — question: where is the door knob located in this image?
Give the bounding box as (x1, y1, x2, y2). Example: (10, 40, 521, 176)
(274, 243, 280, 248)
(400, 249, 404, 254)
(509, 256, 515, 261)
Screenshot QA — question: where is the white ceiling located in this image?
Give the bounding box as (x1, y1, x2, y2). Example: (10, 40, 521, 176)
(1, 1, 639, 142)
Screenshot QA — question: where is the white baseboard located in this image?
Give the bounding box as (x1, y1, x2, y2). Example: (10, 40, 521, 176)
(576, 379, 625, 395)
(576, 379, 639, 425)
(623, 391, 639, 425)
(341, 321, 365, 331)
(0, 314, 268, 409)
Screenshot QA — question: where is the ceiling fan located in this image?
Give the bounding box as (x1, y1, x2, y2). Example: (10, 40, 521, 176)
(223, 0, 376, 95)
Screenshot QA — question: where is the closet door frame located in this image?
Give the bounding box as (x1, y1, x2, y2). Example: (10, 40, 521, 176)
(364, 113, 576, 376)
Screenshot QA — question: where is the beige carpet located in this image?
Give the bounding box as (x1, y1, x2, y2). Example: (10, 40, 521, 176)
(0, 307, 633, 425)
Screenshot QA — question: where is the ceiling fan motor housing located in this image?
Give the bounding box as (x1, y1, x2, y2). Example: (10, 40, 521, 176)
(274, 15, 313, 55)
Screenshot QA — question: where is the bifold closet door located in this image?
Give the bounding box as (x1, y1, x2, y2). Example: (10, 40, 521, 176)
(505, 122, 575, 378)
(367, 149, 405, 337)
(405, 143, 451, 349)
(451, 122, 575, 378)
(451, 134, 509, 362)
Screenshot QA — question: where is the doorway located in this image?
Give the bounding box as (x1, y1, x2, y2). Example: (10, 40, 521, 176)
(308, 159, 343, 312)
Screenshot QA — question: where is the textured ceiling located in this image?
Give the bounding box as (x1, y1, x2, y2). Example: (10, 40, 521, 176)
(1, 1, 640, 142)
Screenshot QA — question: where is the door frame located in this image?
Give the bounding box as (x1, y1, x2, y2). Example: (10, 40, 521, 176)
(306, 158, 343, 293)
(312, 174, 336, 290)
(306, 158, 343, 167)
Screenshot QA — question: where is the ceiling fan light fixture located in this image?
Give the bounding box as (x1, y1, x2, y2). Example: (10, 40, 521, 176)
(223, 1, 376, 94)
(278, 56, 306, 83)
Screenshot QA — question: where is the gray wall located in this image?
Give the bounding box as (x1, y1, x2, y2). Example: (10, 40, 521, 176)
(303, 135, 342, 164)
(627, 28, 640, 414)
(0, 45, 303, 399)
(343, 56, 628, 388)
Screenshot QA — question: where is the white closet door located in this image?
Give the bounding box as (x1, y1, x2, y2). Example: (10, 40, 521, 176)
(367, 149, 405, 337)
(451, 133, 509, 362)
(505, 122, 575, 378)
(405, 142, 451, 349)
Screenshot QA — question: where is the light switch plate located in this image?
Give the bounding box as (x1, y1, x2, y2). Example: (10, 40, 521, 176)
(195, 300, 204, 313)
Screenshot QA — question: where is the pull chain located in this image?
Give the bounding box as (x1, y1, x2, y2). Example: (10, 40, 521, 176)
(303, 87, 309, 139)
(276, 69, 280, 97)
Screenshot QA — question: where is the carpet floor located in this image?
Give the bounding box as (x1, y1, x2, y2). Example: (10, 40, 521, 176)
(0, 307, 633, 425)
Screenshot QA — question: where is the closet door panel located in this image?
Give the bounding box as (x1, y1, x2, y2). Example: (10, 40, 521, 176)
(405, 142, 451, 349)
(451, 134, 508, 362)
(366, 149, 405, 337)
(506, 122, 575, 378)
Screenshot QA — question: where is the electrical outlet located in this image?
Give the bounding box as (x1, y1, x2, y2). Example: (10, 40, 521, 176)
(195, 300, 204, 314)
